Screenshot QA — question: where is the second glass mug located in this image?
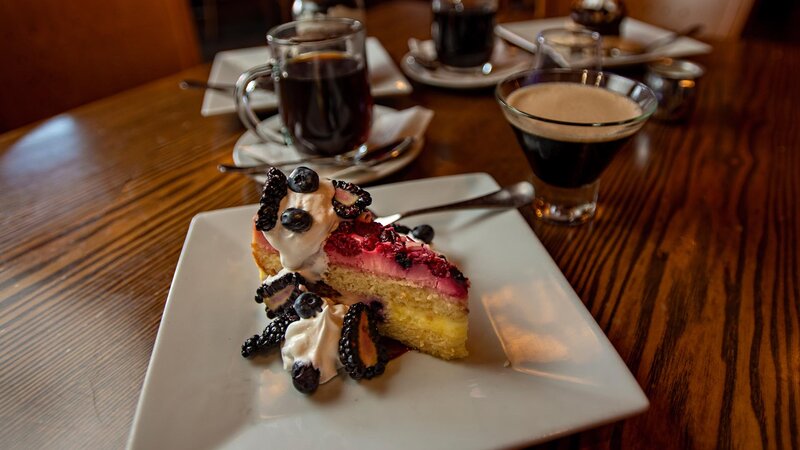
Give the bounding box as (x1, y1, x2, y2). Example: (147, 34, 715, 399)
(235, 17, 373, 157)
(431, 0, 498, 70)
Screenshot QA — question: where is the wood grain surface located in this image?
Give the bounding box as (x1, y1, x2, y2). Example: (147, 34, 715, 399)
(0, 1, 798, 449)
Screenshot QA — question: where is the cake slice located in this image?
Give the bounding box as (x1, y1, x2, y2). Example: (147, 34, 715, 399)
(250, 167, 469, 360)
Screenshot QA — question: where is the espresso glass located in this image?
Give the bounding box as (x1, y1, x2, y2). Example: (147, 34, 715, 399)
(235, 18, 373, 157)
(431, 0, 497, 70)
(496, 69, 657, 224)
(534, 28, 602, 70)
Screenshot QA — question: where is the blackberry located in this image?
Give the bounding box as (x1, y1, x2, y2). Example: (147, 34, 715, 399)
(411, 224, 434, 244)
(241, 334, 261, 358)
(287, 166, 319, 193)
(262, 310, 299, 347)
(294, 292, 324, 319)
(331, 180, 372, 219)
(255, 168, 288, 232)
(255, 272, 305, 317)
(291, 361, 321, 394)
(281, 208, 313, 232)
(339, 303, 388, 380)
(240, 310, 299, 358)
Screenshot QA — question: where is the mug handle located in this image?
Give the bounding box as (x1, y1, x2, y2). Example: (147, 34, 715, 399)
(234, 63, 282, 143)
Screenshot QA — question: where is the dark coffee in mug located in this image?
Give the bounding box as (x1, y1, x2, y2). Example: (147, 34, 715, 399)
(277, 51, 372, 156)
(432, 5, 495, 68)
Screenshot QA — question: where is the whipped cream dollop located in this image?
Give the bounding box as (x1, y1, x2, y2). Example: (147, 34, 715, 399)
(281, 300, 348, 384)
(262, 180, 342, 281)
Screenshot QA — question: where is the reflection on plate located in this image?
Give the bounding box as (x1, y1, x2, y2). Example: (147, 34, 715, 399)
(400, 39, 533, 89)
(495, 17, 712, 68)
(232, 105, 424, 185)
(127, 173, 648, 450)
(201, 37, 412, 116)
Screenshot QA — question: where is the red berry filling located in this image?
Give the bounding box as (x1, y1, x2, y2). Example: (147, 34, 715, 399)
(324, 220, 467, 285)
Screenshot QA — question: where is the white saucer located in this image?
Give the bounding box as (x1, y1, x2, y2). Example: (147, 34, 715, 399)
(232, 105, 424, 185)
(400, 39, 532, 89)
(495, 17, 712, 68)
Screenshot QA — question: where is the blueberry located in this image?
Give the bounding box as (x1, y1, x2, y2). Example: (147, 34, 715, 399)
(294, 292, 324, 319)
(292, 361, 321, 394)
(411, 224, 434, 244)
(392, 224, 411, 234)
(287, 166, 319, 193)
(281, 208, 313, 232)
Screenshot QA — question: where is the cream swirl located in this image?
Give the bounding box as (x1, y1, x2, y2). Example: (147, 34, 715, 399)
(261, 180, 342, 281)
(281, 301, 348, 384)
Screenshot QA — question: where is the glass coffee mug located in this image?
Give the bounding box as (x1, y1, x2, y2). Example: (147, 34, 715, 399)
(431, 0, 497, 70)
(235, 18, 373, 156)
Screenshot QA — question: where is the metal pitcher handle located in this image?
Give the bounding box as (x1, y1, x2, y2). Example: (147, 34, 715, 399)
(234, 63, 276, 143)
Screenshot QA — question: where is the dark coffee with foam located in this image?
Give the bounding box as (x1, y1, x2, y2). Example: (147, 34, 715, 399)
(505, 83, 642, 188)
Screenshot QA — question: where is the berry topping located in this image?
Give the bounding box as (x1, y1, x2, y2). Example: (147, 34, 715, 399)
(255, 168, 287, 232)
(379, 228, 398, 243)
(425, 256, 450, 277)
(291, 361, 321, 394)
(256, 272, 305, 317)
(293, 292, 324, 319)
(394, 252, 412, 269)
(325, 233, 361, 257)
(354, 220, 383, 236)
(280, 208, 313, 232)
(331, 180, 372, 219)
(449, 267, 467, 283)
(411, 224, 435, 244)
(241, 310, 300, 358)
(392, 224, 411, 234)
(339, 303, 388, 380)
(287, 166, 319, 193)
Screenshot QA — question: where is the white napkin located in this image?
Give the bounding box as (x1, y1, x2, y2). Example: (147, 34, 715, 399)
(240, 106, 433, 166)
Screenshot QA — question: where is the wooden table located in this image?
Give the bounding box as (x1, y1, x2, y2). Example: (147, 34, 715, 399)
(1, 1, 798, 448)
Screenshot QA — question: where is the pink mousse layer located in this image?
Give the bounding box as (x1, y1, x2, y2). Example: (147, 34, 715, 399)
(252, 223, 469, 303)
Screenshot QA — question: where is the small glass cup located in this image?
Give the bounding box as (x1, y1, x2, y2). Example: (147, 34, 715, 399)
(431, 0, 498, 71)
(235, 18, 373, 157)
(534, 28, 602, 70)
(496, 69, 657, 224)
(645, 58, 705, 122)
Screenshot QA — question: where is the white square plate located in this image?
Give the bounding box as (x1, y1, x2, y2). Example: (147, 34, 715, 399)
(496, 17, 712, 67)
(127, 173, 647, 450)
(201, 37, 412, 116)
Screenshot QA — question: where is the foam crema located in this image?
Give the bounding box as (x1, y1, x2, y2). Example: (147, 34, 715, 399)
(504, 83, 644, 143)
